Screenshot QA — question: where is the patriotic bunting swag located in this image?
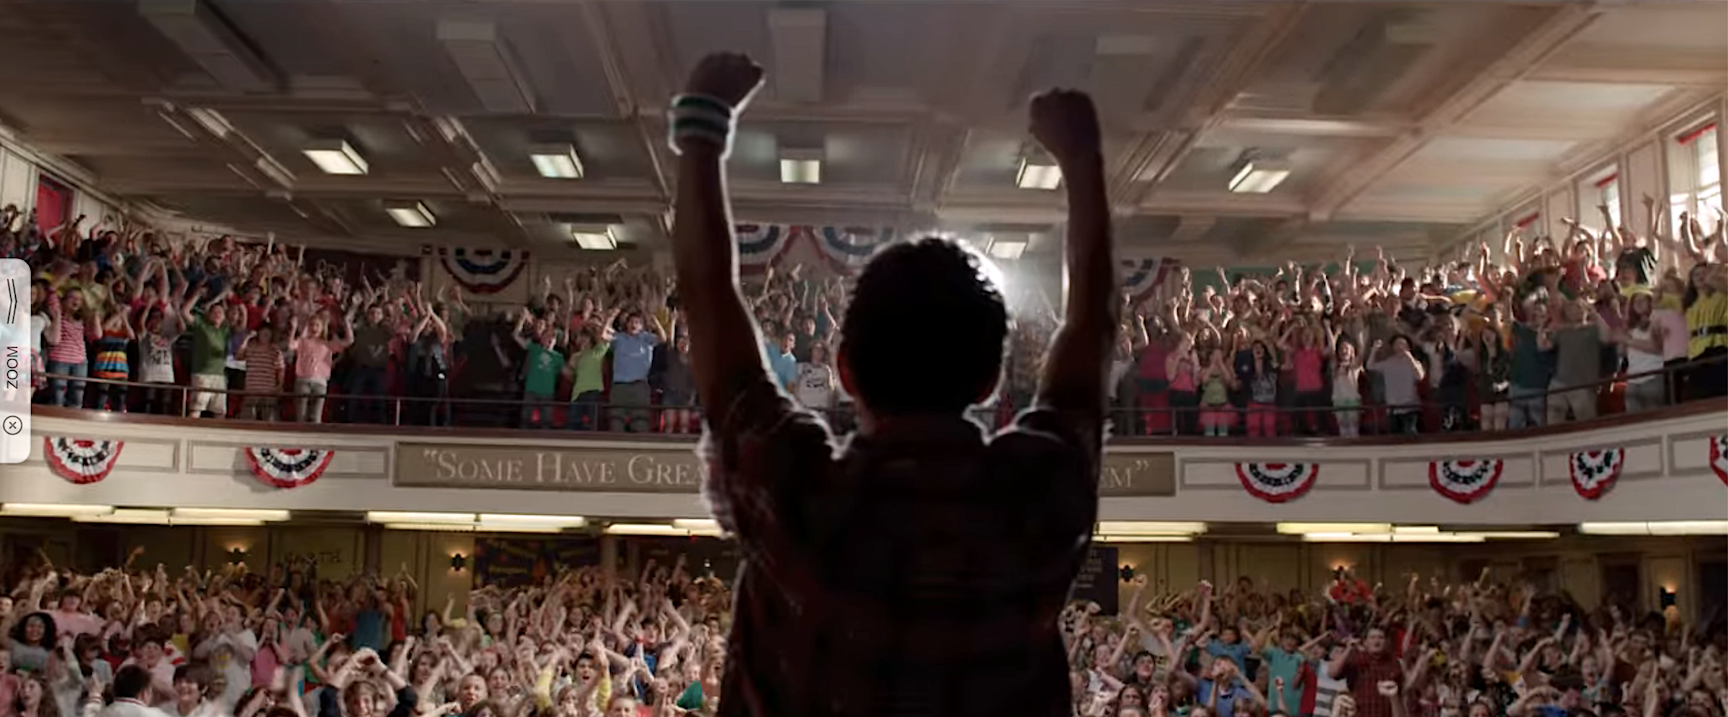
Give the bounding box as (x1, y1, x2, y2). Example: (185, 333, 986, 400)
(735, 224, 792, 272)
(734, 225, 897, 274)
(44, 437, 124, 484)
(814, 226, 894, 273)
(1235, 462, 1319, 503)
(1429, 459, 1502, 504)
(244, 447, 335, 489)
(438, 248, 529, 294)
(1711, 436, 1728, 486)
(1121, 258, 1180, 305)
(1568, 448, 1624, 500)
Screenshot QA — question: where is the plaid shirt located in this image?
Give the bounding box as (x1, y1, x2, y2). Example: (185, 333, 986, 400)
(1340, 650, 1404, 717)
(701, 377, 1101, 717)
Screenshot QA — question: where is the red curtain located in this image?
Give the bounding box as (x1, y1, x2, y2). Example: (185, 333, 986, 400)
(34, 175, 71, 243)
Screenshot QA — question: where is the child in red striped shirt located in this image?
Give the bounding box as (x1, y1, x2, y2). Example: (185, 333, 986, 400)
(239, 323, 286, 420)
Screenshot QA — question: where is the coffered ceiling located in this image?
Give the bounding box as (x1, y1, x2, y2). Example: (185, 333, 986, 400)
(0, 0, 1721, 263)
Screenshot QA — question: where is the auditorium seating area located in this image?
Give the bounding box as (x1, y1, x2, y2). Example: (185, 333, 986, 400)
(12, 206, 1727, 438)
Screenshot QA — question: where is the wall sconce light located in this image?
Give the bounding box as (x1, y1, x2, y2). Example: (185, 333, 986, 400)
(1658, 586, 1677, 608)
(227, 548, 247, 565)
(1119, 565, 1136, 583)
(449, 554, 467, 571)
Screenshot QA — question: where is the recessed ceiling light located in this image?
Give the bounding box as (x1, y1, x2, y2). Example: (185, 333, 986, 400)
(1579, 521, 1728, 536)
(0, 504, 115, 517)
(779, 147, 823, 184)
(604, 523, 687, 536)
(303, 139, 368, 176)
(1276, 522, 1392, 535)
(1016, 158, 1062, 190)
(528, 143, 583, 179)
(186, 108, 230, 138)
(570, 224, 618, 250)
(366, 511, 474, 524)
(72, 509, 173, 525)
(1096, 521, 1208, 535)
(174, 508, 290, 521)
(1228, 160, 1291, 194)
(385, 201, 435, 228)
(988, 240, 1026, 260)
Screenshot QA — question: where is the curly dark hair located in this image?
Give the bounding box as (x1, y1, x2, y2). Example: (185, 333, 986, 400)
(838, 237, 1009, 416)
(10, 611, 56, 650)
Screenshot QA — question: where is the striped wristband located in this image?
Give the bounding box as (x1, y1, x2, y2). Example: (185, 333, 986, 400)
(667, 94, 736, 156)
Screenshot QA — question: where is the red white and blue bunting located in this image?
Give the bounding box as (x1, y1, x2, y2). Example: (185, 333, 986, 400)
(437, 248, 529, 294)
(1710, 435, 1728, 486)
(735, 224, 792, 271)
(1121, 258, 1180, 305)
(44, 437, 124, 484)
(244, 447, 334, 489)
(735, 225, 899, 274)
(1568, 448, 1624, 500)
(1428, 459, 1502, 504)
(1235, 462, 1319, 503)
(814, 226, 895, 272)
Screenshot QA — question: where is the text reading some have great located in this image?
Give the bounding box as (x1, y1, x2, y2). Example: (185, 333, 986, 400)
(400, 446, 702, 492)
(396, 444, 1176, 496)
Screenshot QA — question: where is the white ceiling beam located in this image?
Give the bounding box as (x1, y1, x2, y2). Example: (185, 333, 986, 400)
(1168, 216, 1216, 243)
(1138, 189, 1308, 217)
(1528, 46, 1728, 87)
(1307, 4, 1603, 222)
(138, 0, 281, 94)
(767, 7, 827, 104)
(437, 19, 536, 114)
(1376, 159, 1551, 185)
(1209, 111, 1409, 140)
(1336, 200, 1481, 224)
(1444, 114, 1624, 142)
(1114, 1, 1309, 205)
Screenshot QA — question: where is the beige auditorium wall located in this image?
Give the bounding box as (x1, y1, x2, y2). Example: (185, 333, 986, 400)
(378, 529, 476, 619)
(0, 145, 37, 211)
(0, 135, 124, 228)
(1466, 93, 1724, 253)
(1111, 536, 1724, 619)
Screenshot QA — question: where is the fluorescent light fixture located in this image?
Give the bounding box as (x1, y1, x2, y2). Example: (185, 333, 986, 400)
(1016, 159, 1062, 190)
(988, 239, 1026, 260)
(1097, 521, 1207, 535)
(478, 514, 585, 529)
(74, 509, 172, 525)
(1, 504, 115, 517)
(174, 508, 290, 521)
(673, 519, 719, 530)
(528, 144, 583, 179)
(1393, 533, 1486, 543)
(1095, 535, 1194, 543)
(303, 139, 368, 176)
(186, 108, 230, 138)
(385, 202, 435, 228)
(1228, 160, 1291, 194)
(168, 519, 266, 526)
(779, 147, 823, 184)
(1463, 531, 1561, 539)
(384, 523, 477, 532)
(366, 511, 475, 524)
(1304, 532, 1484, 543)
(570, 225, 618, 251)
(1579, 521, 1728, 536)
(1393, 525, 1440, 534)
(1302, 532, 1384, 541)
(1277, 523, 1392, 535)
(604, 523, 687, 536)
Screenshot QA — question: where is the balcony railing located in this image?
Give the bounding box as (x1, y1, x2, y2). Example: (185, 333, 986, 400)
(30, 354, 1726, 440)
